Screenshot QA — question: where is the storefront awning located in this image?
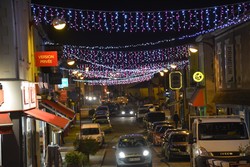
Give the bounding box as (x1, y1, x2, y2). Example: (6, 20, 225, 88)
(0, 113, 13, 134)
(189, 88, 205, 107)
(42, 99, 75, 120)
(25, 108, 70, 129)
(213, 91, 250, 106)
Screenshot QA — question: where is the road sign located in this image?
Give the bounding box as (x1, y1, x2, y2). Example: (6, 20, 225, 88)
(169, 71, 182, 90)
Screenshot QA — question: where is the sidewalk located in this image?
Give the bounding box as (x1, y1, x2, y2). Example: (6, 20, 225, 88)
(59, 118, 106, 167)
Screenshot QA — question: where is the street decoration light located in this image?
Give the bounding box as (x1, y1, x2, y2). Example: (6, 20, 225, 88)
(52, 17, 66, 30)
(67, 60, 75, 66)
(188, 45, 198, 53)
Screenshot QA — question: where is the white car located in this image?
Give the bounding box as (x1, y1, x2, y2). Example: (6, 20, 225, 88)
(113, 134, 152, 167)
(79, 123, 105, 147)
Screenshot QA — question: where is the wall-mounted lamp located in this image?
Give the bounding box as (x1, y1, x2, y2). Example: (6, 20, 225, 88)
(163, 69, 168, 73)
(67, 60, 75, 66)
(170, 64, 177, 69)
(52, 17, 66, 30)
(159, 71, 164, 76)
(189, 45, 198, 53)
(72, 70, 78, 75)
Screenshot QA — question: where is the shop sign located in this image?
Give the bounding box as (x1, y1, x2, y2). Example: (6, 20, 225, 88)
(193, 71, 204, 82)
(0, 81, 36, 112)
(35, 51, 58, 67)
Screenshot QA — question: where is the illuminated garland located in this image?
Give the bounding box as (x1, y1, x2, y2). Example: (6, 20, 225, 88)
(31, 2, 250, 34)
(60, 44, 189, 85)
(63, 45, 189, 69)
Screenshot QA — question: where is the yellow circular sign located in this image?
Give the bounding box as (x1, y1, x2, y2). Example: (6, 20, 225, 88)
(193, 71, 204, 82)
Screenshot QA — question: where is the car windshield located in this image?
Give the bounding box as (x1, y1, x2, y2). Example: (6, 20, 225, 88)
(118, 138, 147, 148)
(81, 128, 99, 135)
(171, 134, 188, 142)
(97, 106, 108, 111)
(198, 122, 249, 140)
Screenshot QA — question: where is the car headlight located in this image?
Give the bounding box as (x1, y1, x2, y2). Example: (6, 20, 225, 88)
(118, 152, 126, 158)
(130, 111, 134, 115)
(194, 147, 211, 157)
(143, 150, 150, 156)
(121, 111, 125, 114)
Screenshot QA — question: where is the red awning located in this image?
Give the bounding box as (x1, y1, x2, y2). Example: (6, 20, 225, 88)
(42, 99, 75, 119)
(189, 88, 205, 107)
(25, 108, 70, 129)
(0, 113, 13, 134)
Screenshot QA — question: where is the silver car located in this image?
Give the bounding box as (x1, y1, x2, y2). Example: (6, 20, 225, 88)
(113, 134, 152, 167)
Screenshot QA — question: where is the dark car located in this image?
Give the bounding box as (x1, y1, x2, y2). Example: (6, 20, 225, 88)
(119, 106, 135, 117)
(161, 129, 189, 155)
(152, 124, 174, 146)
(162, 131, 190, 161)
(147, 120, 173, 142)
(143, 112, 166, 129)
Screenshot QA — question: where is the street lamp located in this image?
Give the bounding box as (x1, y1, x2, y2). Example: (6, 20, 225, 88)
(67, 59, 75, 66)
(188, 44, 198, 53)
(52, 17, 66, 30)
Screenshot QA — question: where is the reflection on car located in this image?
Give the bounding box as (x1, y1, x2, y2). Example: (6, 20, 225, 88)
(152, 124, 174, 146)
(162, 131, 190, 162)
(113, 134, 152, 167)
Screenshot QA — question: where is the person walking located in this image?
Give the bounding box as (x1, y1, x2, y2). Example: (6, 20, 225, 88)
(173, 111, 180, 128)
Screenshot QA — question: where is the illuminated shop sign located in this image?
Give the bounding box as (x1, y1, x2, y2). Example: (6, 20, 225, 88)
(0, 81, 36, 112)
(193, 71, 204, 82)
(35, 51, 58, 67)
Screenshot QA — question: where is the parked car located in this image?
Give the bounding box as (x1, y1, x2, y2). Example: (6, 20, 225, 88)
(152, 124, 174, 146)
(163, 131, 190, 161)
(147, 120, 173, 142)
(136, 103, 161, 120)
(92, 117, 112, 133)
(119, 105, 135, 117)
(105, 102, 120, 116)
(143, 111, 166, 129)
(113, 134, 152, 167)
(79, 123, 105, 147)
(161, 129, 189, 155)
(92, 114, 110, 122)
(94, 105, 110, 117)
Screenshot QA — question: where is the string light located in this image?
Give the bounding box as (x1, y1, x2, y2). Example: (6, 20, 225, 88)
(59, 43, 190, 85)
(31, 2, 250, 34)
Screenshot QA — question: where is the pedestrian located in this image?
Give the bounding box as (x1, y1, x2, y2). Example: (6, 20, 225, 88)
(173, 111, 179, 128)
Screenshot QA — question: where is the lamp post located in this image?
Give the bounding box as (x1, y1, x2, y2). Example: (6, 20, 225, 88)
(188, 38, 215, 116)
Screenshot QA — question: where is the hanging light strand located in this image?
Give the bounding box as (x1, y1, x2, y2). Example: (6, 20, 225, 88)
(31, 2, 250, 33)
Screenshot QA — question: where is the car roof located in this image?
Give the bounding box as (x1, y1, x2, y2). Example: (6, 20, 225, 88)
(119, 134, 144, 139)
(81, 123, 100, 129)
(169, 131, 189, 136)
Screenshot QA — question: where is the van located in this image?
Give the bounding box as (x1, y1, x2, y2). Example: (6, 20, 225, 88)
(188, 115, 250, 167)
(80, 123, 105, 147)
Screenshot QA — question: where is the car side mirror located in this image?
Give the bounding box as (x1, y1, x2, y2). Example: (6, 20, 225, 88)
(101, 131, 105, 136)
